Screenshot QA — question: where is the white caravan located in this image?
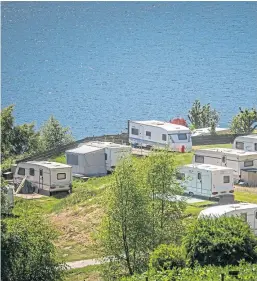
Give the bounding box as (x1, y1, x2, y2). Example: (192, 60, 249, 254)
(128, 120, 192, 152)
(66, 141, 131, 176)
(193, 148, 257, 182)
(198, 203, 257, 235)
(13, 161, 72, 196)
(233, 135, 257, 152)
(178, 164, 234, 198)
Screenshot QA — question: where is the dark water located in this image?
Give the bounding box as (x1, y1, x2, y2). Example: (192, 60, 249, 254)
(2, 2, 257, 138)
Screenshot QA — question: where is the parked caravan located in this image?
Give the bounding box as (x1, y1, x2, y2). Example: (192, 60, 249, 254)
(66, 141, 131, 176)
(128, 120, 192, 152)
(13, 161, 72, 196)
(198, 203, 257, 235)
(178, 164, 234, 198)
(233, 135, 257, 152)
(193, 148, 257, 182)
(240, 168, 257, 187)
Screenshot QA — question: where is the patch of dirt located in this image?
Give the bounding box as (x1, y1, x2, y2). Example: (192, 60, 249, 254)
(235, 185, 257, 194)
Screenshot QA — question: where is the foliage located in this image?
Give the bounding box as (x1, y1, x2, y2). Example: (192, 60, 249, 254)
(99, 156, 150, 278)
(121, 262, 257, 281)
(1, 184, 13, 216)
(149, 244, 186, 272)
(1, 211, 66, 281)
(183, 216, 257, 267)
(170, 118, 188, 127)
(145, 150, 187, 249)
(188, 100, 219, 129)
(230, 107, 257, 134)
(40, 116, 74, 150)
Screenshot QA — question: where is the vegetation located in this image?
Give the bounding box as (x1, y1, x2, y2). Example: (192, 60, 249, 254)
(184, 216, 257, 267)
(64, 265, 101, 281)
(188, 100, 219, 129)
(230, 107, 257, 134)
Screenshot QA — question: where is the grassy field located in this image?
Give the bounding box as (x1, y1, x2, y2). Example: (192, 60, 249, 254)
(64, 265, 101, 281)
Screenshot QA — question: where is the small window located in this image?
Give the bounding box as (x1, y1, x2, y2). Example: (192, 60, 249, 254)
(146, 131, 151, 137)
(195, 155, 204, 163)
(178, 133, 187, 141)
(222, 156, 226, 163)
(176, 172, 185, 181)
(131, 128, 139, 135)
(244, 160, 253, 167)
(255, 143, 257, 151)
(255, 212, 257, 220)
(223, 176, 230, 183)
(197, 173, 201, 180)
(105, 153, 107, 160)
(240, 213, 247, 222)
(236, 142, 244, 150)
(162, 134, 167, 141)
(57, 173, 66, 180)
(29, 168, 35, 176)
(40, 169, 43, 176)
(18, 168, 25, 176)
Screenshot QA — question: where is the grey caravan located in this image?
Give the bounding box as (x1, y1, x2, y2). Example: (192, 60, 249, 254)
(13, 161, 72, 196)
(233, 135, 257, 152)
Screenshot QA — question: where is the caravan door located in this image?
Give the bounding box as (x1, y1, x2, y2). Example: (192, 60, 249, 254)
(221, 155, 227, 167)
(39, 169, 43, 190)
(139, 125, 144, 147)
(196, 172, 202, 195)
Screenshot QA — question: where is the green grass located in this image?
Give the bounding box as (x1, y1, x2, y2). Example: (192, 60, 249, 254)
(192, 143, 233, 150)
(185, 201, 216, 217)
(64, 265, 101, 281)
(49, 153, 66, 164)
(235, 190, 257, 203)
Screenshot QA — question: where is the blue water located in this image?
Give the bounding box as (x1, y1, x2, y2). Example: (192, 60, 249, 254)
(2, 2, 257, 139)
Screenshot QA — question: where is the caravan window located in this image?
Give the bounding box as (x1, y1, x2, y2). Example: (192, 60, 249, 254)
(131, 128, 139, 135)
(197, 173, 202, 180)
(57, 173, 66, 180)
(105, 153, 107, 160)
(240, 213, 247, 222)
(29, 168, 35, 176)
(18, 168, 25, 176)
(178, 133, 187, 141)
(195, 155, 204, 163)
(244, 160, 253, 167)
(223, 176, 230, 183)
(236, 142, 244, 150)
(146, 131, 151, 137)
(222, 156, 226, 163)
(255, 143, 257, 151)
(176, 172, 185, 180)
(162, 134, 167, 141)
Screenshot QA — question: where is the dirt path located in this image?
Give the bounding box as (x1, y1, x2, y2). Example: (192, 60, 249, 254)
(66, 258, 103, 269)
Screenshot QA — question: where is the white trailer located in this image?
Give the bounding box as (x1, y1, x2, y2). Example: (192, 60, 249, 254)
(128, 120, 192, 152)
(66, 141, 131, 176)
(178, 164, 234, 198)
(193, 148, 257, 182)
(233, 135, 257, 152)
(13, 161, 72, 196)
(198, 203, 257, 235)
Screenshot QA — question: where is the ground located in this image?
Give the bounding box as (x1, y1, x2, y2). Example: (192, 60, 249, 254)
(12, 143, 257, 280)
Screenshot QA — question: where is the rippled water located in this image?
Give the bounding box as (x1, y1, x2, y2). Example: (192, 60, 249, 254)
(2, 2, 257, 138)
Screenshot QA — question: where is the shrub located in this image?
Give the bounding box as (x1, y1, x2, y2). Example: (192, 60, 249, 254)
(149, 244, 186, 271)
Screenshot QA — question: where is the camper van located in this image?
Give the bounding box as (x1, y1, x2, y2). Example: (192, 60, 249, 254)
(233, 135, 257, 152)
(178, 164, 234, 198)
(128, 120, 192, 152)
(198, 203, 257, 235)
(66, 141, 131, 177)
(13, 161, 72, 196)
(193, 148, 257, 182)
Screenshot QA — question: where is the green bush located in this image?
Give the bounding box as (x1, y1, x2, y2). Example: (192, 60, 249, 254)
(183, 216, 257, 267)
(149, 244, 186, 271)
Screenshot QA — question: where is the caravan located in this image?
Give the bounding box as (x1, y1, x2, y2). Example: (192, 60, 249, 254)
(178, 164, 234, 198)
(233, 135, 257, 152)
(193, 148, 257, 182)
(128, 120, 192, 152)
(13, 161, 72, 196)
(199, 203, 257, 235)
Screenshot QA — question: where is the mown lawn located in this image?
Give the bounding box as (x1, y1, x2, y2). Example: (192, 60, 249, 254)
(64, 265, 101, 281)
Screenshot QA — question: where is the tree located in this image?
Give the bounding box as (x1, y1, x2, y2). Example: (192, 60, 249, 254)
(1, 210, 66, 281)
(149, 244, 186, 272)
(145, 150, 186, 250)
(170, 118, 188, 127)
(188, 100, 219, 129)
(230, 107, 257, 134)
(40, 116, 74, 150)
(99, 156, 150, 278)
(183, 216, 257, 267)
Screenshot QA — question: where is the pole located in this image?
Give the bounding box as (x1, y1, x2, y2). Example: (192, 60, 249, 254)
(220, 273, 225, 281)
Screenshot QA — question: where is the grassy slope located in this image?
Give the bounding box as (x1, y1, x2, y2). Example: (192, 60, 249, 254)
(64, 265, 101, 281)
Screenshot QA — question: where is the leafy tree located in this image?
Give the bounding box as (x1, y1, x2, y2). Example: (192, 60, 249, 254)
(1, 210, 66, 281)
(230, 107, 257, 134)
(183, 216, 257, 267)
(149, 244, 186, 272)
(99, 156, 150, 278)
(188, 100, 219, 129)
(145, 150, 186, 249)
(40, 116, 74, 150)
